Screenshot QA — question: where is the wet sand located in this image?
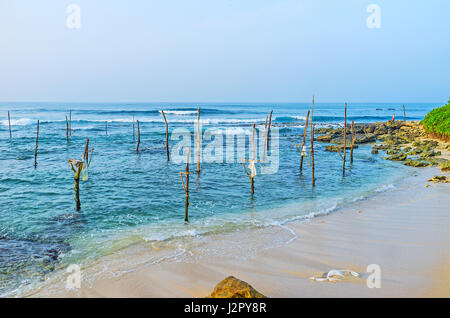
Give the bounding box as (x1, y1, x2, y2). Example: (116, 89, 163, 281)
(28, 166, 450, 298)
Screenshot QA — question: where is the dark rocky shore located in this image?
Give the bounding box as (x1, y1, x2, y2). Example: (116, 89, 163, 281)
(315, 120, 450, 171)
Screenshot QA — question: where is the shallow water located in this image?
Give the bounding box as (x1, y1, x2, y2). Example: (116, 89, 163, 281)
(0, 102, 437, 295)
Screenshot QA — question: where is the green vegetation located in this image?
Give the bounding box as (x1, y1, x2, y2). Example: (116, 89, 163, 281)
(421, 99, 450, 139)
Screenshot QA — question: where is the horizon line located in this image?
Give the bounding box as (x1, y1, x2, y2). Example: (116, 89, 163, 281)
(0, 100, 444, 105)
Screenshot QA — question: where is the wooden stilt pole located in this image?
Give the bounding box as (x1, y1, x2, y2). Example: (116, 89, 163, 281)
(8, 111, 12, 138)
(266, 110, 273, 151)
(105, 121, 108, 135)
(185, 147, 190, 222)
(136, 120, 140, 152)
(403, 104, 406, 122)
(343, 103, 347, 176)
(311, 97, 315, 187)
(83, 138, 89, 163)
(196, 107, 201, 174)
(241, 123, 257, 195)
(132, 114, 135, 141)
(263, 115, 268, 162)
(34, 120, 39, 169)
(160, 110, 170, 161)
(69, 110, 72, 136)
(180, 147, 191, 223)
(299, 110, 310, 173)
(350, 120, 355, 164)
(66, 115, 69, 143)
(251, 123, 255, 195)
(252, 123, 255, 162)
(68, 159, 83, 211)
(74, 165, 81, 210)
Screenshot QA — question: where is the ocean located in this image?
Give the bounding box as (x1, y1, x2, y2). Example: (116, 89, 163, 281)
(0, 102, 439, 295)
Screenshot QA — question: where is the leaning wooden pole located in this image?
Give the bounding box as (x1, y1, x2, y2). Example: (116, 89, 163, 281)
(160, 110, 170, 161)
(66, 115, 69, 143)
(8, 111, 12, 138)
(403, 104, 406, 122)
(266, 110, 273, 151)
(34, 120, 39, 169)
(342, 103, 347, 176)
(180, 147, 191, 223)
(136, 120, 140, 152)
(299, 110, 310, 173)
(196, 107, 201, 174)
(83, 138, 89, 163)
(350, 120, 355, 164)
(311, 97, 315, 187)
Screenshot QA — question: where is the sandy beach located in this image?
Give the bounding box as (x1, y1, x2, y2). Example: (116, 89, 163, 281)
(26, 165, 449, 298)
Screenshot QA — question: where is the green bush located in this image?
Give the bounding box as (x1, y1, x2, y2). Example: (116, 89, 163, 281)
(421, 99, 450, 138)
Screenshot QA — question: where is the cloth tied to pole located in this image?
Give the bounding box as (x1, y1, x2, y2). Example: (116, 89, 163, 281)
(248, 160, 257, 178)
(81, 159, 88, 181)
(301, 145, 307, 157)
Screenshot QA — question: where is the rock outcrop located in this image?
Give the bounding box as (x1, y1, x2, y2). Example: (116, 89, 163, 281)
(208, 276, 267, 298)
(314, 120, 449, 168)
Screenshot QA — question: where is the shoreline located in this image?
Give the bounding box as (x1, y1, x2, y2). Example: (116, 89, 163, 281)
(26, 165, 450, 298)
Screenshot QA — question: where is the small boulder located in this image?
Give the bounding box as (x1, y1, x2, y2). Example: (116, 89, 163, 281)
(355, 133, 377, 144)
(372, 144, 391, 151)
(440, 161, 450, 172)
(325, 145, 358, 152)
(386, 148, 401, 155)
(385, 152, 407, 161)
(407, 148, 423, 155)
(420, 150, 442, 159)
(330, 139, 354, 147)
(315, 127, 333, 134)
(427, 176, 450, 183)
(404, 159, 430, 167)
(412, 140, 439, 151)
(428, 158, 446, 166)
(208, 276, 267, 298)
(316, 134, 333, 142)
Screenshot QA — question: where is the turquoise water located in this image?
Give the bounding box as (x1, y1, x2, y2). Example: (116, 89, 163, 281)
(0, 102, 437, 295)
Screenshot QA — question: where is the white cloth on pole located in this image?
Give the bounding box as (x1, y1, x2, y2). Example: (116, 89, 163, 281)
(81, 160, 88, 181)
(301, 145, 307, 157)
(248, 160, 257, 178)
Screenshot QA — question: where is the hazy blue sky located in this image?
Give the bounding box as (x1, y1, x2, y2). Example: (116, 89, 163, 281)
(0, 0, 449, 103)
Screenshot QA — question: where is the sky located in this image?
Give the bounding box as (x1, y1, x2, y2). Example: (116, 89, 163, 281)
(0, 0, 449, 103)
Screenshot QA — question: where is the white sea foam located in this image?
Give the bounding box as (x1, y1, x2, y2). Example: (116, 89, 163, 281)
(375, 184, 396, 193)
(0, 118, 33, 126)
(159, 110, 198, 116)
(83, 117, 269, 124)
